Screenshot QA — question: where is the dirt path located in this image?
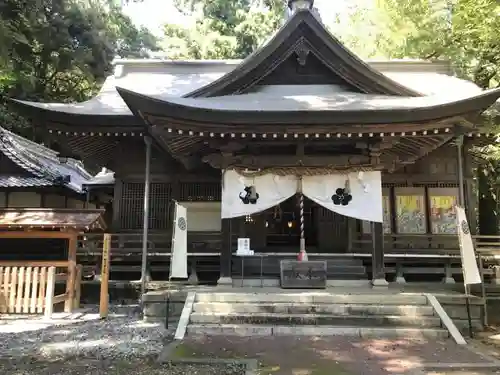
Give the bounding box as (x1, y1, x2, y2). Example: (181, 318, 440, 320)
(179, 335, 494, 375)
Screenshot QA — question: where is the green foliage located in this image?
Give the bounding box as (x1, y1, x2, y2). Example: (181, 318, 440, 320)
(162, 0, 284, 59)
(0, 0, 159, 133)
(345, 0, 500, 233)
(346, 0, 500, 89)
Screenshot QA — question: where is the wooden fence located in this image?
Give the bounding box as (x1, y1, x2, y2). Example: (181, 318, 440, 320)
(0, 261, 82, 318)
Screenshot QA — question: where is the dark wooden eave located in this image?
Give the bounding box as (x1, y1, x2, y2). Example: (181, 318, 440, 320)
(8, 100, 148, 170)
(185, 8, 421, 98)
(9, 99, 141, 131)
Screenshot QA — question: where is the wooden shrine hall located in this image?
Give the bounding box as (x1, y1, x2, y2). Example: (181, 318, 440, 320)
(10, 0, 500, 286)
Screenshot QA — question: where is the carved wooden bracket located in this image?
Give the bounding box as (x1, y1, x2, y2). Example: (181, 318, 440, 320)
(294, 38, 311, 66)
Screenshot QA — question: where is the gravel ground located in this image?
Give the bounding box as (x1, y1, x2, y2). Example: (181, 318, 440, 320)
(0, 357, 246, 375)
(0, 305, 245, 374)
(0, 305, 171, 359)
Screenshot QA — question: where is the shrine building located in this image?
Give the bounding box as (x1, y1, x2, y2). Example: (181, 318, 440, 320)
(11, 0, 500, 285)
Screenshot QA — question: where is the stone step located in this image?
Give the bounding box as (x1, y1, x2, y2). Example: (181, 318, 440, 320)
(235, 265, 367, 274)
(234, 257, 365, 267)
(189, 312, 442, 327)
(326, 265, 366, 273)
(194, 292, 428, 305)
(191, 302, 435, 316)
(186, 324, 449, 338)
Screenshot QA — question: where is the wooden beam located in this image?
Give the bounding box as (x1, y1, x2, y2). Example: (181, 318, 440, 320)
(202, 153, 372, 169)
(149, 113, 464, 134)
(0, 231, 78, 239)
(0, 260, 70, 267)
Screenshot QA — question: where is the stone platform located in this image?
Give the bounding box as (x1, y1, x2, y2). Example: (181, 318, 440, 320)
(142, 284, 486, 338)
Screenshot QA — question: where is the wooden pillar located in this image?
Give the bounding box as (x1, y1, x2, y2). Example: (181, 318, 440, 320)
(64, 233, 78, 312)
(140, 136, 152, 298)
(111, 179, 123, 230)
(218, 218, 232, 285)
(371, 222, 388, 286)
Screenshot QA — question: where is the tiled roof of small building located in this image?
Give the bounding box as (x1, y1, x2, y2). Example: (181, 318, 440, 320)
(0, 176, 55, 188)
(0, 127, 94, 193)
(0, 208, 106, 230)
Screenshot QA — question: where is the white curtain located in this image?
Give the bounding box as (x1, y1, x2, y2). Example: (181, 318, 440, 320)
(302, 171, 383, 222)
(221, 169, 298, 219)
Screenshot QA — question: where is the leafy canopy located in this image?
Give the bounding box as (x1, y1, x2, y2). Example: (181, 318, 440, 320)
(0, 0, 159, 135)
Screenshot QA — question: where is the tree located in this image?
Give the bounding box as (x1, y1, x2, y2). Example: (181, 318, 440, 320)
(347, 0, 500, 234)
(346, 0, 500, 89)
(161, 0, 284, 59)
(0, 0, 159, 136)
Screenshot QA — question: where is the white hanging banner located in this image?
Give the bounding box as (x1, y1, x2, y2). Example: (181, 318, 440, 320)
(221, 169, 298, 219)
(302, 171, 383, 222)
(455, 205, 481, 285)
(170, 202, 188, 279)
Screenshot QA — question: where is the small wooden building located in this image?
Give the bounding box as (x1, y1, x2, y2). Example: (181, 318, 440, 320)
(11, 1, 500, 284)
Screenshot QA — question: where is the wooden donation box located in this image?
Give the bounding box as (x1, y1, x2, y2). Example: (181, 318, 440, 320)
(280, 260, 327, 289)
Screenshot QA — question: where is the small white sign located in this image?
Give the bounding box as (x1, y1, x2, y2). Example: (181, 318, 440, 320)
(237, 238, 251, 255)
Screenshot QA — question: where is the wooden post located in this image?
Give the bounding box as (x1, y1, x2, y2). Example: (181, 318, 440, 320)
(74, 265, 83, 309)
(64, 233, 78, 312)
(100, 233, 111, 319)
(44, 266, 56, 319)
(371, 222, 388, 286)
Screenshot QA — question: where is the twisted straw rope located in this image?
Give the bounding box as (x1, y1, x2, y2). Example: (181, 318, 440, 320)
(299, 192, 304, 246)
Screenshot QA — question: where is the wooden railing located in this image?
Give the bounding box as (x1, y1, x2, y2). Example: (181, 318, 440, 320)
(77, 232, 222, 279)
(351, 234, 500, 255)
(78, 232, 222, 257)
(0, 261, 82, 318)
(348, 233, 500, 283)
(74, 232, 500, 283)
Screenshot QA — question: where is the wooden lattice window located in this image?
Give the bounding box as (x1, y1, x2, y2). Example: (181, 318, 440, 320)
(121, 182, 143, 230)
(150, 183, 172, 230)
(120, 182, 172, 230)
(180, 182, 221, 201)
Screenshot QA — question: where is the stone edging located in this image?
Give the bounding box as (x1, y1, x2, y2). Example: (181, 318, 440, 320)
(159, 357, 258, 375)
(423, 293, 467, 345)
(173, 291, 196, 340)
(158, 341, 258, 375)
(407, 340, 500, 374)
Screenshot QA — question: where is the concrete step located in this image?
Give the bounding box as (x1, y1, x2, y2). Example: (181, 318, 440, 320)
(186, 324, 449, 338)
(194, 292, 428, 305)
(192, 302, 435, 316)
(189, 312, 442, 327)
